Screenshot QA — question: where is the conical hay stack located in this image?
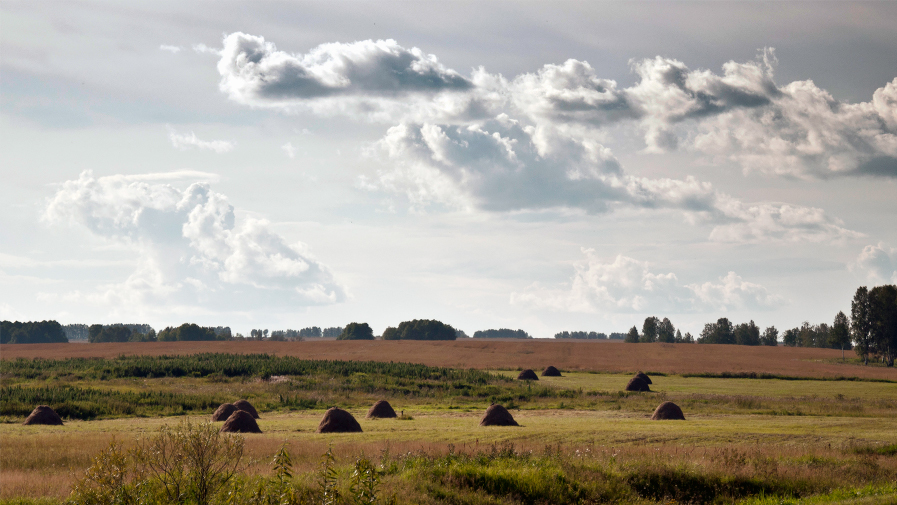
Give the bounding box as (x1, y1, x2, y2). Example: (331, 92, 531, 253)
(317, 408, 363, 433)
(220, 410, 262, 433)
(23, 405, 63, 426)
(517, 369, 539, 380)
(541, 366, 562, 377)
(211, 403, 238, 421)
(625, 376, 651, 392)
(651, 401, 685, 420)
(635, 372, 653, 384)
(479, 404, 519, 426)
(366, 400, 397, 419)
(233, 399, 260, 419)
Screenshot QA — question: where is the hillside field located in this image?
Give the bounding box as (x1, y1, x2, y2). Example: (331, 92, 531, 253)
(2, 340, 893, 380)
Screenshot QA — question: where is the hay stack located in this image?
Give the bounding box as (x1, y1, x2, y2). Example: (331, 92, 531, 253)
(625, 376, 651, 392)
(635, 372, 653, 384)
(211, 403, 238, 421)
(517, 369, 539, 380)
(479, 404, 519, 426)
(233, 399, 260, 419)
(23, 405, 63, 426)
(366, 400, 397, 419)
(220, 410, 262, 433)
(651, 401, 685, 420)
(541, 366, 562, 377)
(317, 408, 363, 433)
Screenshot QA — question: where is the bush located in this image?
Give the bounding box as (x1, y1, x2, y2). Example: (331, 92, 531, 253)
(71, 420, 244, 505)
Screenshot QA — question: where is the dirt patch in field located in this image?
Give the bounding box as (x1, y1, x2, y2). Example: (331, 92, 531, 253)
(2, 341, 895, 380)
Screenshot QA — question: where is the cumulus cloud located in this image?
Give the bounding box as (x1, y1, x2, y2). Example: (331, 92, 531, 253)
(687, 271, 785, 311)
(851, 243, 897, 283)
(43, 171, 345, 309)
(159, 45, 182, 53)
(512, 49, 897, 177)
(168, 128, 235, 153)
(369, 117, 859, 242)
(282, 142, 296, 158)
(215, 32, 481, 121)
(511, 249, 782, 313)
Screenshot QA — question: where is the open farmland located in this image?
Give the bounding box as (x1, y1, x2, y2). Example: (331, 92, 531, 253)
(2, 340, 894, 380)
(1, 348, 896, 504)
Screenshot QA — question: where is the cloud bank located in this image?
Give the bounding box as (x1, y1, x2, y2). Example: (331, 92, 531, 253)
(510, 249, 783, 313)
(43, 171, 344, 310)
(210, 34, 889, 242)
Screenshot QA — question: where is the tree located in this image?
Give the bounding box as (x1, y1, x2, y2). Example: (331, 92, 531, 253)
(657, 318, 675, 343)
(157, 324, 218, 342)
(868, 285, 897, 366)
(624, 326, 639, 343)
(830, 311, 851, 360)
(338, 322, 375, 340)
(760, 326, 779, 346)
(851, 286, 873, 364)
(734, 320, 760, 346)
(698, 318, 734, 344)
(640, 317, 658, 343)
(385, 319, 457, 340)
(782, 328, 799, 347)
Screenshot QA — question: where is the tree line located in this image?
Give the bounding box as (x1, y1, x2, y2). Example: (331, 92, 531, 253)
(554, 331, 626, 340)
(473, 328, 532, 339)
(0, 320, 67, 344)
(623, 317, 696, 344)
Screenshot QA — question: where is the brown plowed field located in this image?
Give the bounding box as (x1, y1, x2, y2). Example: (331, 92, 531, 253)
(3, 340, 895, 380)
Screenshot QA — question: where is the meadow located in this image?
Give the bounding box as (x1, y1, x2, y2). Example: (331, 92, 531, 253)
(0, 343, 895, 504)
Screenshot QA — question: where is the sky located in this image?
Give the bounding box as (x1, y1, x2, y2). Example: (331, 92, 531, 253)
(1, 1, 896, 338)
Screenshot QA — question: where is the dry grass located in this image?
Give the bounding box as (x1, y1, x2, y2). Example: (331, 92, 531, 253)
(3, 340, 895, 380)
(3, 407, 896, 500)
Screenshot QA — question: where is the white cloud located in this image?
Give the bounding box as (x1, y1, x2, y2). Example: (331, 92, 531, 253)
(159, 44, 182, 53)
(192, 43, 220, 55)
(213, 35, 897, 178)
(42, 171, 345, 310)
(282, 142, 296, 158)
(168, 128, 235, 153)
(369, 117, 859, 242)
(687, 271, 785, 311)
(215, 32, 477, 121)
(851, 243, 897, 283)
(209, 35, 876, 243)
(511, 249, 783, 313)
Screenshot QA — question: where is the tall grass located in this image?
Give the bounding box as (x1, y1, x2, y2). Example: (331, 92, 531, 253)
(1, 385, 222, 420)
(0, 354, 503, 383)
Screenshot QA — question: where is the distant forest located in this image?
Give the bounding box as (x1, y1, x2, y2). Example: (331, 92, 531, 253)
(473, 328, 532, 339)
(554, 331, 627, 340)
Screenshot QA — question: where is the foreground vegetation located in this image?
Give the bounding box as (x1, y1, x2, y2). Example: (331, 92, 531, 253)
(1, 353, 896, 504)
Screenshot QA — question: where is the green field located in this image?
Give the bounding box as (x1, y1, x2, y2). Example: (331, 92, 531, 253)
(1, 355, 896, 504)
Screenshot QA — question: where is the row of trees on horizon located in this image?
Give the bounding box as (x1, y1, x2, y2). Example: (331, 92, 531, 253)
(2, 285, 893, 366)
